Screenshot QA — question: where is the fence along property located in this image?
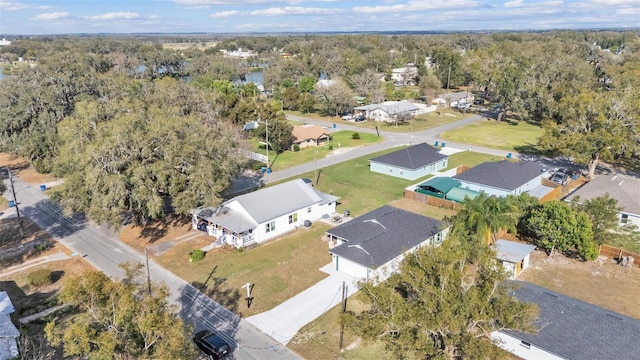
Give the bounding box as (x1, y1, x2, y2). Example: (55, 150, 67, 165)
(599, 244, 640, 269)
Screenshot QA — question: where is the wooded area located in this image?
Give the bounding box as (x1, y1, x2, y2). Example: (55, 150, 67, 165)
(1, 30, 639, 228)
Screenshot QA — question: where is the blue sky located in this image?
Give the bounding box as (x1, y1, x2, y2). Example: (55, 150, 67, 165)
(1, 0, 638, 35)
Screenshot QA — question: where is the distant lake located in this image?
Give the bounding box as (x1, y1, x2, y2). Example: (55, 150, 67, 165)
(0, 67, 4, 80)
(242, 68, 264, 85)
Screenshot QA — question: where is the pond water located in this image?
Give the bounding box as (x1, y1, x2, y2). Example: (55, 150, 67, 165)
(241, 68, 264, 85)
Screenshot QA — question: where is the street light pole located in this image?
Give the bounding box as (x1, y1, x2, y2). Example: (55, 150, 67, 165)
(265, 117, 269, 169)
(314, 148, 318, 186)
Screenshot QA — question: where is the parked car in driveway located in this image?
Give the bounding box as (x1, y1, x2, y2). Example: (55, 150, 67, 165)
(193, 330, 231, 359)
(550, 170, 569, 185)
(341, 113, 353, 120)
(456, 102, 471, 110)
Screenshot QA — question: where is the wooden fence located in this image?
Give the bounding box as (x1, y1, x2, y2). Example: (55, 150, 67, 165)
(405, 189, 460, 211)
(599, 244, 640, 269)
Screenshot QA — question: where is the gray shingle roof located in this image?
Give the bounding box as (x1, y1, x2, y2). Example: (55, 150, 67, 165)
(565, 174, 640, 216)
(328, 206, 443, 269)
(453, 160, 545, 191)
(369, 143, 448, 170)
(504, 281, 640, 359)
(193, 178, 339, 233)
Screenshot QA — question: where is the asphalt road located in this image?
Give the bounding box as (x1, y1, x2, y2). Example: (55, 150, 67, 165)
(1, 173, 301, 360)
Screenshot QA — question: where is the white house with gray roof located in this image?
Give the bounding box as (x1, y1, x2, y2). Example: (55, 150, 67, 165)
(565, 173, 640, 228)
(354, 100, 419, 122)
(369, 143, 449, 180)
(453, 160, 551, 198)
(327, 206, 449, 282)
(492, 281, 640, 360)
(191, 178, 339, 248)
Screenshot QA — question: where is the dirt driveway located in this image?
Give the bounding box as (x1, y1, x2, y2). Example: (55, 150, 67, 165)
(519, 250, 640, 319)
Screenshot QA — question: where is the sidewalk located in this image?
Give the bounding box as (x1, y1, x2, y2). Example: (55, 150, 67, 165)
(0, 251, 71, 278)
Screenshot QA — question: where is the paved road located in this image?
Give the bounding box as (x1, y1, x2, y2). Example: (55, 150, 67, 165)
(1, 173, 301, 360)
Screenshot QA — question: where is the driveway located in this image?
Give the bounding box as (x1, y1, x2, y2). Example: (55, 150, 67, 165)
(246, 263, 359, 345)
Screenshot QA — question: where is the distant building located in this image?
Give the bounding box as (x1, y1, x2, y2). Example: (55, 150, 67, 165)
(220, 48, 256, 59)
(0, 39, 11, 46)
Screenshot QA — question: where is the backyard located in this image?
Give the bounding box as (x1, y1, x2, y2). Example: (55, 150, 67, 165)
(439, 119, 544, 153)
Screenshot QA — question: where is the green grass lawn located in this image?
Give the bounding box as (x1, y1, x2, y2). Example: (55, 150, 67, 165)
(444, 150, 508, 170)
(251, 130, 381, 171)
(157, 222, 333, 317)
(287, 109, 473, 133)
(439, 119, 544, 153)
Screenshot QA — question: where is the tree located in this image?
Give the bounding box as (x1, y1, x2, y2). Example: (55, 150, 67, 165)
(314, 78, 355, 116)
(524, 201, 598, 260)
(345, 236, 538, 360)
(298, 75, 316, 93)
(45, 263, 198, 359)
(254, 106, 293, 153)
(570, 194, 624, 245)
(451, 193, 519, 245)
(538, 90, 640, 179)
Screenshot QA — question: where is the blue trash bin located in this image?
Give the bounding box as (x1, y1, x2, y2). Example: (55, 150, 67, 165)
(40, 184, 47, 191)
(506, 153, 512, 159)
(332, 123, 336, 129)
(267, 167, 272, 174)
(434, 141, 439, 147)
(441, 142, 446, 148)
(260, 167, 266, 174)
(9, 200, 15, 207)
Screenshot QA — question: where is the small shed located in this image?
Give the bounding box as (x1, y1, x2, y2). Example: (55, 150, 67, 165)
(493, 240, 536, 279)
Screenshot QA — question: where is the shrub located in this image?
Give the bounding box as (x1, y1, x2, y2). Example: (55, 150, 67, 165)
(35, 242, 50, 252)
(352, 132, 360, 140)
(26, 269, 53, 287)
(189, 249, 206, 262)
(293, 144, 300, 152)
(328, 145, 334, 150)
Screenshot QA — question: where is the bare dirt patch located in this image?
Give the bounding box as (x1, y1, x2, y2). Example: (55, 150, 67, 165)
(0, 152, 58, 186)
(519, 250, 640, 319)
(118, 215, 210, 252)
(0, 217, 60, 269)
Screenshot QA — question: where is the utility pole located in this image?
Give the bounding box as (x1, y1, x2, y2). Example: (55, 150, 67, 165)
(145, 248, 151, 294)
(339, 281, 347, 350)
(7, 170, 24, 238)
(242, 282, 254, 308)
(314, 148, 318, 186)
(265, 117, 269, 170)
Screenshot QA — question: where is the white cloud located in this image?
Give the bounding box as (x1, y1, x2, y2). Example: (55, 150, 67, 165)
(354, 0, 479, 13)
(504, 0, 524, 7)
(31, 12, 70, 20)
(0, 1, 53, 11)
(174, 0, 270, 5)
(504, 0, 563, 8)
(88, 12, 141, 21)
(211, 10, 243, 17)
(251, 6, 343, 15)
(586, 0, 639, 4)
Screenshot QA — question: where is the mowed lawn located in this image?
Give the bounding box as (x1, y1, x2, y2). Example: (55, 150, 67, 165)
(287, 109, 473, 133)
(251, 130, 381, 171)
(439, 119, 544, 153)
(155, 222, 333, 317)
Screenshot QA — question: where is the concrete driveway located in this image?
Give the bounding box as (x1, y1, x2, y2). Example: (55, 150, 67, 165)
(246, 263, 359, 345)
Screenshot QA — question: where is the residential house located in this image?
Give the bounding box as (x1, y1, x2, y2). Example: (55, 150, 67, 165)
(0, 291, 19, 360)
(353, 100, 420, 122)
(369, 143, 449, 180)
(432, 91, 474, 107)
(492, 240, 536, 279)
(492, 281, 640, 360)
(453, 160, 550, 198)
(291, 125, 331, 149)
(390, 63, 418, 85)
(327, 206, 449, 282)
(565, 173, 640, 227)
(191, 179, 339, 248)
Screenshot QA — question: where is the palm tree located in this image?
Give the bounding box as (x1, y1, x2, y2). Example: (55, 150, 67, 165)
(451, 194, 519, 245)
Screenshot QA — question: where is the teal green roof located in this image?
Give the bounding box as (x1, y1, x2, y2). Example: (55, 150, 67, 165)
(417, 177, 461, 194)
(446, 187, 481, 203)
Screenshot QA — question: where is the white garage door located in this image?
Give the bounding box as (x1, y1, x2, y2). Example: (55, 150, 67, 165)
(337, 256, 369, 279)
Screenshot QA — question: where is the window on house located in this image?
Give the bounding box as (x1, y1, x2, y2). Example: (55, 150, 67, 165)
(621, 214, 629, 223)
(389, 168, 393, 172)
(307, 207, 312, 213)
(265, 221, 276, 233)
(399, 170, 403, 175)
(289, 213, 298, 224)
(520, 341, 531, 349)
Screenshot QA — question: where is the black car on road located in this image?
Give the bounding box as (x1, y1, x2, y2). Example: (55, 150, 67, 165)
(193, 329, 231, 359)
